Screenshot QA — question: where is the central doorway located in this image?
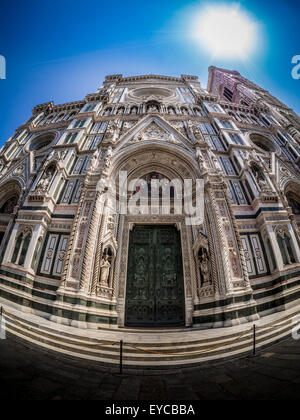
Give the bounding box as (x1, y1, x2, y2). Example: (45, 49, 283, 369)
(125, 225, 185, 327)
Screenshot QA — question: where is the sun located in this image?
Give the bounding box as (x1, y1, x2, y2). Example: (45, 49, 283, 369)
(191, 4, 258, 58)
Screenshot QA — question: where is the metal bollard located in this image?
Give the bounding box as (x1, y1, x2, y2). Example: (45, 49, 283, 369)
(120, 340, 123, 375)
(253, 324, 256, 356)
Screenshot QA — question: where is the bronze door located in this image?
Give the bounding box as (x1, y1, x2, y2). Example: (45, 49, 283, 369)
(125, 225, 185, 327)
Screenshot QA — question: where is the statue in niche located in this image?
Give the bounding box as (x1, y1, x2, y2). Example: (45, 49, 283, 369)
(252, 164, 270, 192)
(104, 146, 113, 168)
(89, 150, 101, 172)
(211, 154, 222, 173)
(198, 247, 211, 286)
(130, 107, 138, 114)
(99, 254, 111, 286)
(147, 104, 159, 112)
(193, 126, 203, 142)
(36, 165, 55, 192)
(196, 148, 206, 173)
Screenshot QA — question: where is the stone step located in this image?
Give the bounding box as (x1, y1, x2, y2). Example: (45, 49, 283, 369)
(2, 303, 299, 368)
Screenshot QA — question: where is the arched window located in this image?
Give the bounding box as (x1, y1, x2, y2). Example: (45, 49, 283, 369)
(12, 233, 23, 264)
(11, 231, 32, 266)
(277, 231, 296, 265)
(18, 234, 32, 266)
(267, 238, 277, 271)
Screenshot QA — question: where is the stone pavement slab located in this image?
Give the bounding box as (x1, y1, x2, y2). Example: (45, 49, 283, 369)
(0, 332, 299, 400)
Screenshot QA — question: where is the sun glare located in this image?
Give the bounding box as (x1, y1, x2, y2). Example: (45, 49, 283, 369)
(191, 4, 258, 58)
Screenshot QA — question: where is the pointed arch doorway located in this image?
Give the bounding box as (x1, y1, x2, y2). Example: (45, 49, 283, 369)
(125, 224, 185, 327)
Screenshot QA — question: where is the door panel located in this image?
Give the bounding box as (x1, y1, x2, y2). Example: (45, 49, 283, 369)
(125, 225, 185, 327)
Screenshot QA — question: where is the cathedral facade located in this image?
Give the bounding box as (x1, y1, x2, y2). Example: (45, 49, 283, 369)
(0, 67, 300, 335)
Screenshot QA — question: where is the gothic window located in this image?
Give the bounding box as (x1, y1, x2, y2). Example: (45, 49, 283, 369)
(11, 231, 32, 266)
(71, 157, 90, 175)
(71, 157, 86, 174)
(229, 133, 244, 145)
(223, 87, 233, 102)
(90, 121, 108, 134)
(250, 115, 258, 124)
(244, 178, 255, 202)
(219, 120, 234, 129)
(64, 133, 77, 144)
(219, 158, 237, 175)
(204, 135, 226, 151)
(18, 234, 32, 266)
(287, 146, 298, 161)
(199, 122, 216, 135)
(11, 234, 23, 264)
(73, 119, 86, 128)
(83, 135, 103, 150)
(260, 115, 271, 127)
(82, 104, 96, 113)
(266, 238, 277, 271)
(207, 103, 221, 113)
(277, 231, 296, 265)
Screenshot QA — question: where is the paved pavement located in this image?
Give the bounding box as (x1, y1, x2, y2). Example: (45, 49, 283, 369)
(0, 332, 299, 400)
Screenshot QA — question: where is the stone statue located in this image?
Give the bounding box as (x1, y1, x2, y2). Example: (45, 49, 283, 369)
(193, 126, 203, 142)
(99, 255, 111, 286)
(36, 166, 55, 192)
(198, 250, 211, 286)
(104, 146, 113, 168)
(89, 150, 101, 172)
(196, 148, 206, 172)
(147, 104, 158, 112)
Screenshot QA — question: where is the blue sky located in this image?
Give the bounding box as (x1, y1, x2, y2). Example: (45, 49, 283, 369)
(0, 0, 299, 145)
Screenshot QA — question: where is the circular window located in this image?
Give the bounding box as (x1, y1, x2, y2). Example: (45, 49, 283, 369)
(250, 134, 276, 153)
(29, 133, 56, 151)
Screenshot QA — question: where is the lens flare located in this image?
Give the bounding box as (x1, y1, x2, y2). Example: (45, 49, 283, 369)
(191, 4, 258, 58)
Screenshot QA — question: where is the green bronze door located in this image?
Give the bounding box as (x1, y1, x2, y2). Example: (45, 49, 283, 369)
(125, 225, 185, 327)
